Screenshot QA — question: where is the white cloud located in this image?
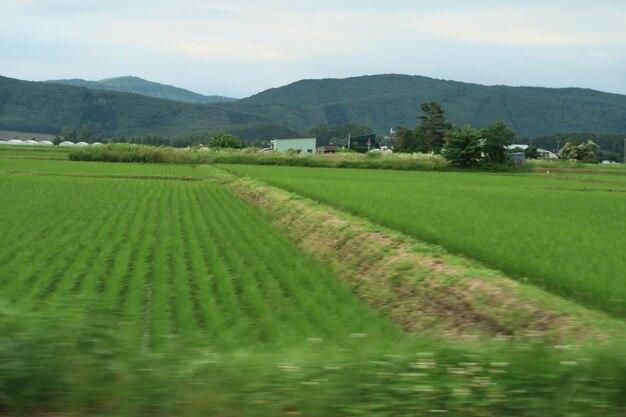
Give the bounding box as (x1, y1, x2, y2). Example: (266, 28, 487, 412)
(1, 0, 625, 96)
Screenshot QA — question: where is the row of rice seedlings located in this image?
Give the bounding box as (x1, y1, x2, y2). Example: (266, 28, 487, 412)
(98, 186, 156, 313)
(40, 181, 138, 309)
(181, 187, 238, 347)
(204, 187, 399, 346)
(0, 176, 82, 271)
(208, 187, 314, 344)
(6, 180, 121, 307)
(88, 183, 159, 343)
(175, 183, 253, 345)
(165, 184, 202, 343)
(147, 185, 175, 349)
(183, 185, 280, 348)
(122, 185, 162, 345)
(0, 212, 77, 300)
(194, 188, 285, 343)
(204, 189, 329, 342)
(190, 203, 263, 347)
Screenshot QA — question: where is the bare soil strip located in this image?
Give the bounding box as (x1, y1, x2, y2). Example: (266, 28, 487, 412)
(227, 176, 626, 343)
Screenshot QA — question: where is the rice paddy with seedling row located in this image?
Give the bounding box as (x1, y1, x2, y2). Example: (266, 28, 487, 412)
(1, 152, 625, 416)
(0, 169, 401, 351)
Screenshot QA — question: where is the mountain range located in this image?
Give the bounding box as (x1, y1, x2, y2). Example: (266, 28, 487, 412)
(47, 76, 237, 104)
(2, 74, 626, 142)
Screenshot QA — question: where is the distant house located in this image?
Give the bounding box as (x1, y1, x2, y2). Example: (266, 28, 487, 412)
(273, 137, 317, 154)
(506, 144, 558, 160)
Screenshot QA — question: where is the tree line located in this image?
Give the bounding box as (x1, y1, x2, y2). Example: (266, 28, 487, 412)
(394, 102, 612, 166)
(394, 102, 515, 167)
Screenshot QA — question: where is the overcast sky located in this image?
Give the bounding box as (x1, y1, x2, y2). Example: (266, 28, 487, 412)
(1, 0, 625, 98)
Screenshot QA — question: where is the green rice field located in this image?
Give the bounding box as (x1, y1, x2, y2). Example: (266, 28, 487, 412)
(0, 144, 70, 158)
(227, 165, 626, 317)
(0, 163, 400, 351)
(1, 154, 625, 416)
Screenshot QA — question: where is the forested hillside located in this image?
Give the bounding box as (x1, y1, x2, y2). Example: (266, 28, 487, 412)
(0, 76, 293, 140)
(48, 76, 237, 104)
(233, 74, 626, 137)
(3, 74, 626, 142)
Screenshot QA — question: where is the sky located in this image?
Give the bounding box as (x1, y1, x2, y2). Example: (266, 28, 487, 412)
(1, 0, 625, 98)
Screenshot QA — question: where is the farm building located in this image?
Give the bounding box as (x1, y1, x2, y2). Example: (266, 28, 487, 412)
(506, 144, 558, 160)
(59, 141, 76, 146)
(273, 137, 317, 154)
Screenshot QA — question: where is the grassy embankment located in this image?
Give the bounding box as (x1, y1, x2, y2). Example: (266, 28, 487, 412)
(226, 165, 626, 319)
(226, 172, 626, 338)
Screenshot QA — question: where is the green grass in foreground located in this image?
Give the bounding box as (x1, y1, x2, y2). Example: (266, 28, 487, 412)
(226, 165, 626, 318)
(3, 307, 625, 417)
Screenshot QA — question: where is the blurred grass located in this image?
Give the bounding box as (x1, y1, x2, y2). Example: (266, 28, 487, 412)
(1, 305, 625, 416)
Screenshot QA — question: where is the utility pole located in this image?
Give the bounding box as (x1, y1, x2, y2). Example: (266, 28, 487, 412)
(623, 138, 625, 164)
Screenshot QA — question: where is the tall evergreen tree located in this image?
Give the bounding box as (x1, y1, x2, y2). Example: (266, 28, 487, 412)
(414, 102, 451, 153)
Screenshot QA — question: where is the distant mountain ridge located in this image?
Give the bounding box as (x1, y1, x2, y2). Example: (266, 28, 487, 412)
(47, 76, 237, 104)
(2, 74, 626, 142)
(230, 74, 626, 137)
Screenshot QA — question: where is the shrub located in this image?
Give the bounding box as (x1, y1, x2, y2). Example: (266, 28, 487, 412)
(208, 134, 243, 149)
(443, 125, 482, 167)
